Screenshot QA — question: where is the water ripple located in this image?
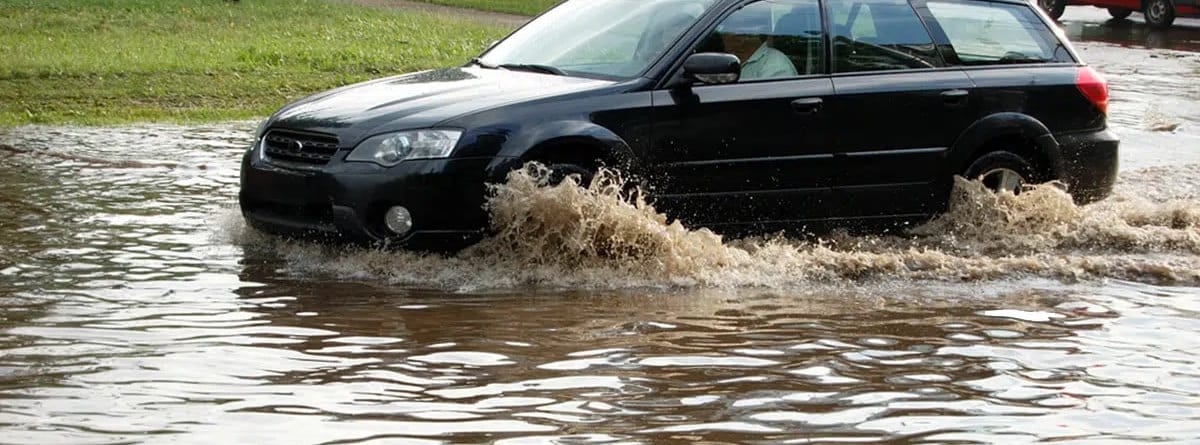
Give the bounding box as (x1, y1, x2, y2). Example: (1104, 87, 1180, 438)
(2, 44, 1200, 443)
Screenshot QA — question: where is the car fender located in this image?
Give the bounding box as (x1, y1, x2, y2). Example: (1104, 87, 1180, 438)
(485, 120, 639, 182)
(948, 112, 1064, 178)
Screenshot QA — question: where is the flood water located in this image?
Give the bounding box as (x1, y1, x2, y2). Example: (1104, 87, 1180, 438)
(2, 29, 1200, 445)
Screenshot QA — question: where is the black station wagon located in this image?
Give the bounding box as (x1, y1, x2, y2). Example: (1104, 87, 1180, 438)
(240, 0, 1119, 249)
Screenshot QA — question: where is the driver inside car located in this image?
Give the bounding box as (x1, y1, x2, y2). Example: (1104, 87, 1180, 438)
(716, 6, 798, 80)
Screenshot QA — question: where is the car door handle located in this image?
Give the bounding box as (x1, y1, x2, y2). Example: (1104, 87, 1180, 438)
(791, 98, 823, 115)
(941, 89, 969, 107)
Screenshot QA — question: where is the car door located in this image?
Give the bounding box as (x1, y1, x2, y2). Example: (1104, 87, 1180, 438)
(649, 0, 838, 230)
(824, 0, 975, 219)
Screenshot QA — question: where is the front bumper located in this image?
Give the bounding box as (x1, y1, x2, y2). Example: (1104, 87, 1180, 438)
(1054, 128, 1119, 204)
(239, 148, 516, 250)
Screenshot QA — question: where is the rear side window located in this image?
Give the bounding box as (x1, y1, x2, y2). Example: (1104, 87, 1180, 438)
(826, 0, 943, 73)
(925, 1, 1070, 65)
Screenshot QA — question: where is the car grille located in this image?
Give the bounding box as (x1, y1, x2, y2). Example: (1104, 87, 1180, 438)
(261, 129, 340, 168)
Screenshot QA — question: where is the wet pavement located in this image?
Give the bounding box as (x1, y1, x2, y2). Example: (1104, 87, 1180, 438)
(2, 13, 1200, 445)
(1061, 6, 1200, 170)
(1061, 5, 1200, 51)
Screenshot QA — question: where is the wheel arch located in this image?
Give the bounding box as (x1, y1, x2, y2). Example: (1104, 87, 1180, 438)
(1139, 0, 1174, 10)
(487, 120, 640, 182)
(949, 112, 1065, 181)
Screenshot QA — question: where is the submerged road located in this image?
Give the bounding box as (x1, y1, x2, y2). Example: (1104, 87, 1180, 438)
(0, 10, 1199, 445)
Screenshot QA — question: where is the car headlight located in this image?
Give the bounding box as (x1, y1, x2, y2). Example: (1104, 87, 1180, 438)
(346, 129, 463, 167)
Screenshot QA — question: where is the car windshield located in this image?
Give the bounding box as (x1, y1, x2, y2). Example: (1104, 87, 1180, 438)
(476, 0, 719, 79)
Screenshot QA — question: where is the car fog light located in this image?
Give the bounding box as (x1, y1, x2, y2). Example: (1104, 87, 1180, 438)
(384, 206, 413, 235)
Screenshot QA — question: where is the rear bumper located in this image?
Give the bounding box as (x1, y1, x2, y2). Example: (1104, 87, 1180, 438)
(239, 149, 516, 250)
(1053, 128, 1119, 204)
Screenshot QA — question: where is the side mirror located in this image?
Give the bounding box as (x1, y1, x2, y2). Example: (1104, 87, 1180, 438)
(683, 53, 741, 85)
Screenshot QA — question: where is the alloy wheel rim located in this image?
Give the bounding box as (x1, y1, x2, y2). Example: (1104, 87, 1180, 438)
(979, 168, 1025, 194)
(1147, 1, 1165, 21)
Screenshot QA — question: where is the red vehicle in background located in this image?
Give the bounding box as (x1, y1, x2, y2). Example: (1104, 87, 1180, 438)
(1039, 0, 1200, 28)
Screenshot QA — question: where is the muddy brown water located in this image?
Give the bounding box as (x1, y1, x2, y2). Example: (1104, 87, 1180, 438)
(2, 38, 1199, 443)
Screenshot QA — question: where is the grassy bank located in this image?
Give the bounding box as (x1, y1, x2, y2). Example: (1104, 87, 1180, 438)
(0, 0, 509, 125)
(414, 0, 558, 16)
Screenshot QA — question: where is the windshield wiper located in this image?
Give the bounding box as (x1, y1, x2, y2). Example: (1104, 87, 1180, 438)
(468, 57, 497, 69)
(497, 63, 566, 76)
(467, 58, 566, 76)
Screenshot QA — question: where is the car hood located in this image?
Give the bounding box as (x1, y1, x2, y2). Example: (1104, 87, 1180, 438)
(270, 67, 617, 144)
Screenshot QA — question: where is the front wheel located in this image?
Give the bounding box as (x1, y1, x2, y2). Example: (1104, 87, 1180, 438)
(1038, 0, 1068, 19)
(1144, 0, 1177, 28)
(964, 151, 1040, 195)
(1108, 7, 1133, 19)
(545, 162, 596, 188)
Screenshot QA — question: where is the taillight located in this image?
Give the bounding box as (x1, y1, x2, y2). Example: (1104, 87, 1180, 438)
(1076, 66, 1109, 115)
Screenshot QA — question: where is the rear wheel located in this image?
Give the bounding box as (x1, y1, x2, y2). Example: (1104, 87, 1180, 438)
(1038, 0, 1067, 19)
(1108, 7, 1134, 19)
(964, 151, 1040, 195)
(1144, 0, 1176, 28)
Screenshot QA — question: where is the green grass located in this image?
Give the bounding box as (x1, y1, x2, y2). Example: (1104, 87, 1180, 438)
(413, 0, 559, 16)
(0, 0, 510, 125)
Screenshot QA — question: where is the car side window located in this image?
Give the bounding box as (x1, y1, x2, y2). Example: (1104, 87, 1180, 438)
(825, 0, 942, 73)
(925, 0, 1068, 65)
(696, 0, 825, 81)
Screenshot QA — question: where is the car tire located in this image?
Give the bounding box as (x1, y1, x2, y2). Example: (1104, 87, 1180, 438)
(1143, 0, 1176, 28)
(545, 162, 596, 188)
(1108, 7, 1134, 19)
(1038, 0, 1067, 19)
(964, 151, 1041, 195)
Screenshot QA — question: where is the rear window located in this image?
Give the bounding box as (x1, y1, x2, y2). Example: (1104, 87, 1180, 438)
(925, 0, 1071, 65)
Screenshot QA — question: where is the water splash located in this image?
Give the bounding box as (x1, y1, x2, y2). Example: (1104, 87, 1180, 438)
(229, 163, 1200, 290)
(474, 164, 735, 276)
